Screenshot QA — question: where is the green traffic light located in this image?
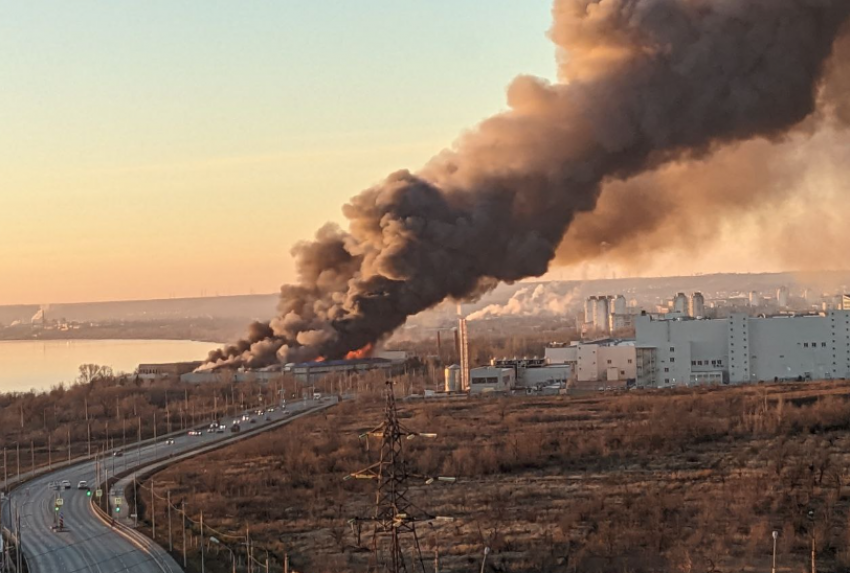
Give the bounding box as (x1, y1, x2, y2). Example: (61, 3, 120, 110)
(54, 507, 59, 512)
(115, 507, 120, 512)
(86, 490, 92, 497)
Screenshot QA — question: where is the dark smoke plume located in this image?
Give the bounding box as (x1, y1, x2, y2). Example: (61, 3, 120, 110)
(206, 0, 850, 369)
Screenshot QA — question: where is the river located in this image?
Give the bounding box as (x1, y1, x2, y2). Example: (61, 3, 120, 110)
(0, 339, 222, 393)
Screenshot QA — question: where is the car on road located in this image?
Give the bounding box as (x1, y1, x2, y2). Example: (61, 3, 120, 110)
(216, 427, 225, 433)
(267, 407, 276, 412)
(165, 438, 175, 445)
(188, 430, 202, 436)
(249, 418, 257, 424)
(231, 423, 241, 432)
(77, 480, 88, 490)
(113, 451, 123, 457)
(61, 480, 71, 489)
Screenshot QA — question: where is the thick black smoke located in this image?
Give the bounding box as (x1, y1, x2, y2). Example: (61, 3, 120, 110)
(206, 0, 850, 369)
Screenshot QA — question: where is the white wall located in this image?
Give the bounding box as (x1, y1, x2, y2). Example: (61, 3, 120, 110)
(545, 346, 577, 364)
(635, 311, 850, 386)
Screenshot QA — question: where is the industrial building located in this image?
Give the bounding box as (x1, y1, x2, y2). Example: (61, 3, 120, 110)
(635, 310, 850, 386)
(468, 366, 516, 394)
(138, 361, 204, 381)
(544, 340, 652, 387)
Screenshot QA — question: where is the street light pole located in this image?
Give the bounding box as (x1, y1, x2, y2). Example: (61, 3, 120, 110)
(182, 501, 187, 568)
(200, 510, 205, 573)
(772, 530, 779, 573)
(167, 490, 173, 552)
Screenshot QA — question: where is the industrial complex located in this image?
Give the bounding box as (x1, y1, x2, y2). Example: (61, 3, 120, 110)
(136, 288, 850, 398)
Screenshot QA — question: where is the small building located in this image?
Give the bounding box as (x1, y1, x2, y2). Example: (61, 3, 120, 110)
(469, 367, 515, 394)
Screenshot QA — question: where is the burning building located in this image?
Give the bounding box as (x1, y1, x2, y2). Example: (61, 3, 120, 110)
(205, 0, 850, 371)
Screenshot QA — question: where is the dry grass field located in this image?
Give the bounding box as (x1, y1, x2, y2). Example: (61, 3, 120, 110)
(139, 381, 850, 573)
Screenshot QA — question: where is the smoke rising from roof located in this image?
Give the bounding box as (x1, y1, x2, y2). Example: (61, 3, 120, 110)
(206, 0, 850, 369)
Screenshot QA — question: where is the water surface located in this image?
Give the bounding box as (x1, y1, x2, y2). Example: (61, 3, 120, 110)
(0, 339, 220, 393)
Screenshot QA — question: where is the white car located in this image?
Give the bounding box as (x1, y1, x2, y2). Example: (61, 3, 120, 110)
(77, 480, 88, 490)
(61, 480, 71, 489)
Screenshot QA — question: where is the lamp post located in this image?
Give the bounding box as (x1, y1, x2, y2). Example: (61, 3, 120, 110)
(480, 546, 490, 573)
(772, 530, 779, 573)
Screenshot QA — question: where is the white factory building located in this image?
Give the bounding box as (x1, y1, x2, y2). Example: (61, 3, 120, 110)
(465, 358, 571, 394)
(545, 340, 652, 387)
(635, 311, 850, 386)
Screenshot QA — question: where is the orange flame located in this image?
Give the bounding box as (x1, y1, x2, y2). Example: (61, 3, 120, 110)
(345, 343, 374, 360)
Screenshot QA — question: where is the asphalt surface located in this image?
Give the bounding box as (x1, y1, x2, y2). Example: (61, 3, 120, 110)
(1, 399, 324, 573)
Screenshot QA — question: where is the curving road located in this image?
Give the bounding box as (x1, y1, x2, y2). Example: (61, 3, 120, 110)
(1, 399, 328, 573)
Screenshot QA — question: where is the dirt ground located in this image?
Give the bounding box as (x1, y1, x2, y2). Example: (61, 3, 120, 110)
(140, 380, 850, 573)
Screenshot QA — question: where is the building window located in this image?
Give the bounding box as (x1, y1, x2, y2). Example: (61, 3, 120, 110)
(627, 359, 633, 364)
(664, 368, 670, 373)
(669, 347, 675, 352)
(804, 343, 809, 348)
(607, 359, 612, 365)
(665, 378, 670, 384)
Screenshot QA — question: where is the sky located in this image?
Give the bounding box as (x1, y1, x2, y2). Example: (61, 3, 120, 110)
(0, 1, 555, 305)
(1, 1, 842, 306)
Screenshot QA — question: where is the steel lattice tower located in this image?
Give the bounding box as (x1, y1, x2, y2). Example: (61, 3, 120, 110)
(349, 381, 430, 573)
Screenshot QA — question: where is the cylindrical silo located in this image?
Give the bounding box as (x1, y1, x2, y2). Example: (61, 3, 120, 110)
(444, 365, 461, 392)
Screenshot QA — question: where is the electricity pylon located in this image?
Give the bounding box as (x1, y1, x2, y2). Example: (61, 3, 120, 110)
(346, 381, 454, 573)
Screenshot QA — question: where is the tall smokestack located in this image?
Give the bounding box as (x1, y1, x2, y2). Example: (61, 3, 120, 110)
(206, 0, 850, 370)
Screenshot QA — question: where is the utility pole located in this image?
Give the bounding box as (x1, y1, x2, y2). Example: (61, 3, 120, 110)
(182, 501, 187, 568)
(67, 426, 71, 464)
(167, 490, 173, 552)
(29, 441, 34, 476)
(137, 416, 142, 467)
(200, 510, 205, 573)
(247, 525, 252, 573)
(133, 473, 138, 528)
(15, 443, 20, 484)
(153, 412, 157, 459)
(48, 434, 51, 470)
(151, 480, 156, 540)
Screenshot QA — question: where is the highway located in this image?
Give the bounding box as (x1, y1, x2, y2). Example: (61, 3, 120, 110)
(1, 398, 328, 573)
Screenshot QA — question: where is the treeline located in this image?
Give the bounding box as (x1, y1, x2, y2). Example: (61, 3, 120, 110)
(0, 365, 301, 479)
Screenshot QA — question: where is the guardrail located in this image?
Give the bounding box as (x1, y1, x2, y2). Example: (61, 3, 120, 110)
(89, 495, 179, 573)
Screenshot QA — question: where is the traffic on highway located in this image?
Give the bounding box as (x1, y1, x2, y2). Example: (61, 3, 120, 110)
(0, 398, 324, 573)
